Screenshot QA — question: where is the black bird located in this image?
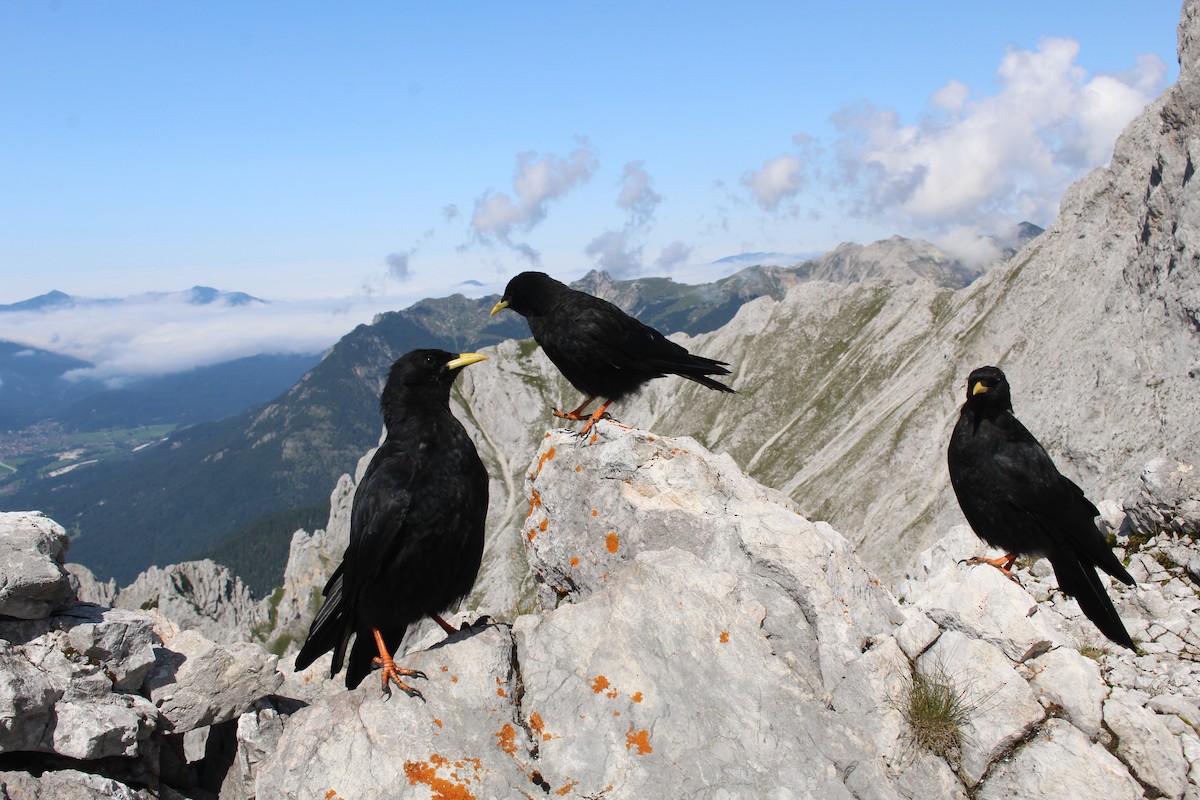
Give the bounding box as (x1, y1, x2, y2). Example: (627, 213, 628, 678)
(490, 271, 734, 435)
(947, 365, 1136, 650)
(294, 349, 490, 696)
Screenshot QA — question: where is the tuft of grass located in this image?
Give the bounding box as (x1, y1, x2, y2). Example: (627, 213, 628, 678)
(1153, 550, 1181, 571)
(1078, 644, 1105, 661)
(903, 663, 971, 760)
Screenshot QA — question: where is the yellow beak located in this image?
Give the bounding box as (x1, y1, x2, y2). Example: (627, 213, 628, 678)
(447, 352, 488, 371)
(489, 300, 509, 316)
(971, 381, 989, 396)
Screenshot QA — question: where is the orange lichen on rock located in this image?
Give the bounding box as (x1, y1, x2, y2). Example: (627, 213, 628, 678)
(591, 675, 610, 694)
(630, 691, 643, 703)
(403, 757, 477, 800)
(497, 687, 507, 698)
(526, 487, 543, 518)
(496, 723, 519, 756)
(534, 446, 557, 477)
(434, 718, 444, 728)
(539, 518, 549, 532)
(719, 631, 730, 643)
(555, 780, 579, 796)
(574, 465, 582, 472)
(625, 728, 653, 755)
(591, 509, 598, 517)
(569, 556, 580, 567)
(527, 528, 537, 542)
(529, 711, 552, 741)
(605, 532, 619, 553)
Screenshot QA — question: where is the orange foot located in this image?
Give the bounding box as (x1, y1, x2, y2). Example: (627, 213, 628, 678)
(577, 399, 614, 439)
(372, 628, 427, 700)
(553, 395, 597, 422)
(965, 552, 1020, 584)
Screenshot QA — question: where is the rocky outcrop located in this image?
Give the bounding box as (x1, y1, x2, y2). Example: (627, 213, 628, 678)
(0, 511, 74, 619)
(258, 423, 1200, 799)
(112, 560, 267, 646)
(0, 512, 283, 798)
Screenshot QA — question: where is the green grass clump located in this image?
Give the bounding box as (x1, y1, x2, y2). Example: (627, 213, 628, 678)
(903, 664, 971, 760)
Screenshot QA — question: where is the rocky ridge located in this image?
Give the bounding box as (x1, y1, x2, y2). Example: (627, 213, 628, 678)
(263, 423, 1200, 799)
(4, 421, 1200, 798)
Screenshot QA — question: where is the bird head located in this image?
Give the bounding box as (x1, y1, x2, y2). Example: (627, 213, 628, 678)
(490, 271, 558, 317)
(963, 365, 1013, 411)
(381, 349, 488, 420)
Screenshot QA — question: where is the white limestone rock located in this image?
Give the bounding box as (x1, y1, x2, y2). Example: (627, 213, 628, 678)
(918, 630, 1044, 787)
(0, 511, 74, 620)
(975, 719, 1140, 800)
(1027, 646, 1108, 737)
(1104, 689, 1189, 800)
(912, 560, 1060, 662)
(144, 628, 282, 734)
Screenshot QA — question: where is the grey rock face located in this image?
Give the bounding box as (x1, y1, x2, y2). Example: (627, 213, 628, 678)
(114, 559, 267, 645)
(257, 422, 1200, 799)
(0, 511, 75, 619)
(1125, 457, 1200, 537)
(144, 628, 282, 733)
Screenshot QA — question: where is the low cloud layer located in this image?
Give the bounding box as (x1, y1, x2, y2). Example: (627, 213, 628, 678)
(2, 293, 418, 384)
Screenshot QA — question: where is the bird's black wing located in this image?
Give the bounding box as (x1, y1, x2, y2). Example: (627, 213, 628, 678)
(989, 425, 1132, 584)
(564, 293, 732, 389)
(293, 440, 419, 679)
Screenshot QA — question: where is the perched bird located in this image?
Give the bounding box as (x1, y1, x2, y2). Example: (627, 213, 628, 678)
(294, 349, 490, 696)
(490, 271, 734, 435)
(947, 365, 1136, 650)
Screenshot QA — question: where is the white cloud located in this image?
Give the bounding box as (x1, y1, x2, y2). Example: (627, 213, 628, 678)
(831, 37, 1167, 234)
(384, 251, 413, 281)
(655, 240, 693, 271)
(617, 161, 662, 228)
(471, 143, 598, 262)
(584, 230, 643, 278)
(742, 153, 804, 211)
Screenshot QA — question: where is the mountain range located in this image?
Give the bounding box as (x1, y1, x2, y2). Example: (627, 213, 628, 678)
(0, 236, 1027, 591)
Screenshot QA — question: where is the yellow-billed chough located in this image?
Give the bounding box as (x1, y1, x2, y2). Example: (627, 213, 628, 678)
(490, 271, 734, 435)
(294, 349, 490, 696)
(947, 365, 1136, 650)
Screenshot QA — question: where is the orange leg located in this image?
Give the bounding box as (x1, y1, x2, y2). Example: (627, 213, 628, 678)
(432, 614, 458, 636)
(966, 552, 1020, 583)
(577, 399, 614, 438)
(371, 628, 427, 699)
(553, 395, 597, 421)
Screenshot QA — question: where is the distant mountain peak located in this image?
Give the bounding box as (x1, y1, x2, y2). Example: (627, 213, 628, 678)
(185, 286, 265, 306)
(0, 290, 76, 313)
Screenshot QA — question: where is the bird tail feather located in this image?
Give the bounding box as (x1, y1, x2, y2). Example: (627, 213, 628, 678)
(294, 570, 352, 674)
(660, 354, 735, 393)
(1048, 552, 1136, 651)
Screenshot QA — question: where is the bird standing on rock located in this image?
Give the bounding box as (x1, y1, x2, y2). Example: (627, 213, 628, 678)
(947, 365, 1136, 650)
(294, 349, 490, 696)
(490, 271, 735, 436)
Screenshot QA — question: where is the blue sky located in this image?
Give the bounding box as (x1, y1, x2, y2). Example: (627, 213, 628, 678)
(0, 2, 1185, 377)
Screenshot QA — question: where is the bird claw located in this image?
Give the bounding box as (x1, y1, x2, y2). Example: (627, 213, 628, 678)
(963, 556, 1022, 585)
(374, 658, 428, 701)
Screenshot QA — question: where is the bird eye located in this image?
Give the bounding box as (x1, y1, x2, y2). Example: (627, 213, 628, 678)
(424, 355, 436, 366)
